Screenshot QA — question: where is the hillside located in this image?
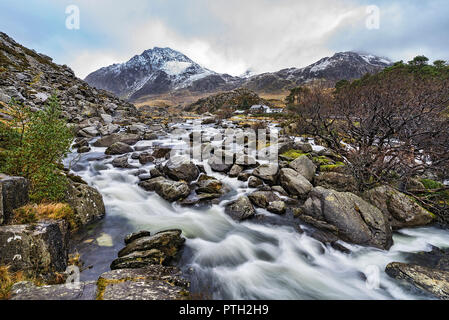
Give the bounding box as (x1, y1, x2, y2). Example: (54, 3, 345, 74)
(0, 32, 138, 128)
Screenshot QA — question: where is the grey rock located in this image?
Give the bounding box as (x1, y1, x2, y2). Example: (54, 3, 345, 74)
(112, 155, 135, 168)
(289, 155, 317, 182)
(0, 175, 29, 225)
(386, 262, 449, 300)
(0, 221, 69, 274)
(163, 156, 199, 182)
(225, 196, 256, 221)
(96, 266, 189, 300)
(117, 229, 185, 258)
(105, 142, 133, 155)
(94, 133, 141, 148)
(252, 164, 279, 185)
(315, 172, 357, 192)
(10, 281, 97, 300)
(302, 187, 392, 250)
(139, 177, 190, 202)
(279, 168, 313, 198)
(364, 185, 435, 229)
(267, 201, 286, 214)
(248, 191, 281, 208)
(65, 181, 106, 228)
(229, 164, 243, 178)
(248, 176, 263, 188)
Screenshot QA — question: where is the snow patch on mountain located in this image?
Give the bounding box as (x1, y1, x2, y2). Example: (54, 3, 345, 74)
(162, 61, 192, 76)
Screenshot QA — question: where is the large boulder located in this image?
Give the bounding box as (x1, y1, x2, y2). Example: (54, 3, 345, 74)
(252, 164, 279, 185)
(302, 187, 392, 250)
(163, 156, 199, 182)
(93, 133, 141, 148)
(65, 182, 106, 228)
(0, 221, 69, 274)
(96, 266, 189, 300)
(289, 155, 317, 182)
(139, 177, 190, 202)
(364, 186, 435, 229)
(225, 196, 256, 221)
(0, 175, 30, 225)
(279, 168, 313, 198)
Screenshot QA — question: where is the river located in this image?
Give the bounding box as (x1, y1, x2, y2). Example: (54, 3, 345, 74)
(64, 119, 449, 300)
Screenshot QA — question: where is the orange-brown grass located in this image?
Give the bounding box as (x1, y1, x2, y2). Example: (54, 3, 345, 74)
(13, 203, 76, 230)
(0, 265, 24, 300)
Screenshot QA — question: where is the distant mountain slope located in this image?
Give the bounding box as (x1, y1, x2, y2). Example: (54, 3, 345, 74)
(243, 52, 391, 92)
(85, 49, 391, 104)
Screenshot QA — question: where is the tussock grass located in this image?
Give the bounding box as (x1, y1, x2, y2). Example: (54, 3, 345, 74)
(0, 265, 24, 300)
(13, 203, 77, 229)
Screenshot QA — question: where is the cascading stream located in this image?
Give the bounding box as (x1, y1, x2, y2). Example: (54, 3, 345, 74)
(65, 120, 449, 300)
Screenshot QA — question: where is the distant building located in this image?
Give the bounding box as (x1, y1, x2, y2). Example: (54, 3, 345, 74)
(250, 105, 284, 114)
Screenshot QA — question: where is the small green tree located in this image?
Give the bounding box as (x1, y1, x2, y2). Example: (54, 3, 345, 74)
(0, 95, 74, 202)
(434, 60, 447, 69)
(408, 55, 429, 66)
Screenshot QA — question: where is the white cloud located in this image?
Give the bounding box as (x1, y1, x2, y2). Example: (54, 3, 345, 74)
(63, 0, 376, 77)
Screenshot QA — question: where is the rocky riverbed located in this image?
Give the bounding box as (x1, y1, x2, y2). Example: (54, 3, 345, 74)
(46, 116, 449, 300)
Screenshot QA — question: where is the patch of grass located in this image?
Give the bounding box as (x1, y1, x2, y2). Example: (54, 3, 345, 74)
(13, 203, 77, 230)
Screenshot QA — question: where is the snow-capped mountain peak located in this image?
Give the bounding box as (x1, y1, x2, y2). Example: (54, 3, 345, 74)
(85, 47, 217, 99)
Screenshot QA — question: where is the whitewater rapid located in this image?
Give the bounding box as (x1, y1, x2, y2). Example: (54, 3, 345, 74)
(65, 120, 449, 300)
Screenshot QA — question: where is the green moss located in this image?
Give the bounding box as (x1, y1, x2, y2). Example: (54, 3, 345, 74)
(312, 156, 332, 165)
(281, 149, 308, 160)
(320, 162, 345, 172)
(420, 179, 444, 190)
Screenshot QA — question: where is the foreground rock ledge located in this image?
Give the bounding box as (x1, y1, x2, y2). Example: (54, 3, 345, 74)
(386, 262, 449, 300)
(11, 266, 189, 300)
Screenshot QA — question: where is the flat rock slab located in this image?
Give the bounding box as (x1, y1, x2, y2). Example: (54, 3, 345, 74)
(11, 281, 97, 300)
(97, 266, 190, 300)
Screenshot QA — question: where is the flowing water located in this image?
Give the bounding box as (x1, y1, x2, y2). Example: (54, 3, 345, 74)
(65, 120, 449, 300)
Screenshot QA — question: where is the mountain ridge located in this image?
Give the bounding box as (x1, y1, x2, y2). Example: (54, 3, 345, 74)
(85, 47, 392, 104)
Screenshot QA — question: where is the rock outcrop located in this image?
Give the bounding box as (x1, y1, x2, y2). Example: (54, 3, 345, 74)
(0, 220, 69, 274)
(0, 175, 29, 225)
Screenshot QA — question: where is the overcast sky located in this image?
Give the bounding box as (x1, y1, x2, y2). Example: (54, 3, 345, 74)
(1, 0, 448, 78)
